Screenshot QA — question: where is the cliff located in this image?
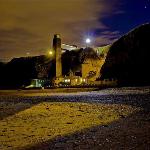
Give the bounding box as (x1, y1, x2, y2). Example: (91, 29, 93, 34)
(100, 23, 150, 86)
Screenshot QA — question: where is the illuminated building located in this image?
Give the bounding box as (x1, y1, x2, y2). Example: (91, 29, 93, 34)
(61, 44, 78, 51)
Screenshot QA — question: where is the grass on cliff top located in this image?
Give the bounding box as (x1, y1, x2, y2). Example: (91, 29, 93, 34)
(0, 102, 140, 149)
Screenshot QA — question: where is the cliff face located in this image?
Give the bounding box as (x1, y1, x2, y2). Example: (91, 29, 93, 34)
(62, 48, 101, 76)
(100, 23, 150, 86)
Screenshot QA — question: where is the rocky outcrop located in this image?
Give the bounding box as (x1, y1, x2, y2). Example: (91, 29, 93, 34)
(100, 23, 150, 86)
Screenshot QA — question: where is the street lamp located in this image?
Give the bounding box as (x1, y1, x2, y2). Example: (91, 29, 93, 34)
(49, 50, 53, 56)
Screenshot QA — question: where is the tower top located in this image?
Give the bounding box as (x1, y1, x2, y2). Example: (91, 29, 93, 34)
(54, 34, 61, 39)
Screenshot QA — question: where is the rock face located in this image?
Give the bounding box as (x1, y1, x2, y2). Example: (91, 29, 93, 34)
(100, 23, 150, 86)
(62, 47, 103, 78)
(81, 47, 106, 81)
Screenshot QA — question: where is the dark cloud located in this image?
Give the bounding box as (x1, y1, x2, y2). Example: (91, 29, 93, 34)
(0, 28, 47, 60)
(0, 28, 39, 41)
(94, 30, 120, 46)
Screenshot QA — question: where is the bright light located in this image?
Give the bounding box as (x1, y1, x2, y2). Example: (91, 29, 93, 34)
(83, 79, 86, 82)
(64, 79, 68, 83)
(64, 79, 70, 83)
(49, 51, 53, 55)
(86, 38, 91, 44)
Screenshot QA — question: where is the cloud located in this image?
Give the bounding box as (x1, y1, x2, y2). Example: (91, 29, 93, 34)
(94, 30, 121, 46)
(0, 0, 121, 61)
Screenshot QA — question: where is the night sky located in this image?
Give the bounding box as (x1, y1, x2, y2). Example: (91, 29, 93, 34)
(0, 0, 150, 61)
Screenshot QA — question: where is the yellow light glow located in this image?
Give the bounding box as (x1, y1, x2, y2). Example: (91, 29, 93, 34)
(0, 102, 140, 149)
(49, 51, 53, 55)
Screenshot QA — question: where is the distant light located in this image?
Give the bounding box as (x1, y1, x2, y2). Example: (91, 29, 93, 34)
(64, 79, 68, 83)
(49, 51, 53, 55)
(86, 38, 91, 44)
(64, 79, 70, 83)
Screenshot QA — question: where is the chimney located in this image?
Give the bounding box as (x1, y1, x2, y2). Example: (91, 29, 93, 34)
(53, 34, 62, 78)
